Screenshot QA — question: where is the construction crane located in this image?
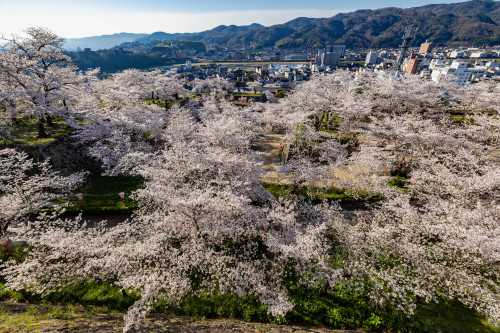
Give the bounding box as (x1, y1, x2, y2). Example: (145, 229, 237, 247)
(394, 24, 419, 73)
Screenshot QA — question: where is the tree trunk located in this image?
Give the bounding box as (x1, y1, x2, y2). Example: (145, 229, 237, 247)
(63, 99, 69, 115)
(38, 117, 48, 138)
(45, 114, 54, 126)
(314, 113, 326, 131)
(313, 115, 319, 130)
(461, 106, 467, 122)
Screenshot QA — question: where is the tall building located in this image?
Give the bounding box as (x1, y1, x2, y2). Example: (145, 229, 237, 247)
(325, 45, 346, 57)
(316, 45, 345, 67)
(321, 52, 341, 66)
(365, 51, 378, 66)
(419, 40, 434, 54)
(405, 53, 421, 74)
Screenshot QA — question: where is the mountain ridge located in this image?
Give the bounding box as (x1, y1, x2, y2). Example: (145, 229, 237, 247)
(64, 0, 500, 50)
(64, 32, 148, 51)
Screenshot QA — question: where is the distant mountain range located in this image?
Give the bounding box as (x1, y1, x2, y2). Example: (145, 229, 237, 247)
(64, 0, 500, 51)
(65, 33, 148, 51)
(64, 24, 265, 51)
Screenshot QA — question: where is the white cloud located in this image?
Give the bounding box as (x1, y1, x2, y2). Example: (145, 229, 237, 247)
(0, 5, 351, 38)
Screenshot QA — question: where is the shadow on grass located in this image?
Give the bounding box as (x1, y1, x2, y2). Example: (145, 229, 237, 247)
(61, 174, 144, 216)
(263, 182, 383, 203)
(1, 115, 75, 146)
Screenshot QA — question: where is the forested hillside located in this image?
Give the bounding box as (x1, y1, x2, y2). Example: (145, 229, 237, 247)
(227, 0, 500, 48)
(65, 1, 500, 51)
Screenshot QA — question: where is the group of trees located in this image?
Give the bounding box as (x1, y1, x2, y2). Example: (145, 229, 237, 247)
(1, 28, 499, 332)
(261, 71, 500, 320)
(68, 50, 178, 74)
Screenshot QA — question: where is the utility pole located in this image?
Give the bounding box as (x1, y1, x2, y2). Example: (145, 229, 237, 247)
(394, 24, 418, 74)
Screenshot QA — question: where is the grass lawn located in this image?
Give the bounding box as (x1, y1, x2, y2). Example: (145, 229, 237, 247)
(1, 247, 498, 333)
(145, 98, 167, 107)
(145, 97, 184, 108)
(1, 115, 75, 146)
(232, 101, 252, 106)
(63, 174, 144, 215)
(0, 303, 81, 331)
(388, 175, 410, 190)
(450, 114, 477, 124)
(233, 93, 264, 97)
(264, 183, 383, 202)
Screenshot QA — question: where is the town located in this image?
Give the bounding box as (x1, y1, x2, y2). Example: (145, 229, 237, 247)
(72, 36, 500, 93)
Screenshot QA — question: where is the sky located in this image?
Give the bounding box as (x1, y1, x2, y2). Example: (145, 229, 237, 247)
(0, 0, 466, 38)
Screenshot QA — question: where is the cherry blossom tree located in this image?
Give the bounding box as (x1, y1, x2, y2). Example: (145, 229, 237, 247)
(260, 72, 500, 323)
(76, 102, 168, 174)
(2, 68, 499, 333)
(98, 69, 157, 107)
(322, 75, 499, 321)
(0, 148, 84, 246)
(445, 80, 499, 120)
(152, 70, 184, 106)
(3, 100, 342, 331)
(0, 27, 85, 137)
(247, 81, 263, 93)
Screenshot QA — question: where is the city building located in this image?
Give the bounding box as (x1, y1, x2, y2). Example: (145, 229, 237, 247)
(315, 45, 346, 67)
(365, 51, 378, 66)
(325, 45, 346, 57)
(449, 51, 464, 59)
(405, 53, 421, 74)
(321, 52, 341, 66)
(470, 51, 487, 58)
(420, 68, 432, 79)
(430, 61, 473, 86)
(419, 40, 434, 54)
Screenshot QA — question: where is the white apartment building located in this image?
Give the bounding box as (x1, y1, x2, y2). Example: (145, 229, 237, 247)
(467, 66, 487, 80)
(470, 51, 487, 58)
(365, 51, 378, 65)
(420, 69, 432, 79)
(449, 51, 464, 58)
(430, 60, 474, 86)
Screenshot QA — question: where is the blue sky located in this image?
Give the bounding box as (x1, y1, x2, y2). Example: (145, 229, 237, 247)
(50, 0, 460, 12)
(0, 0, 467, 38)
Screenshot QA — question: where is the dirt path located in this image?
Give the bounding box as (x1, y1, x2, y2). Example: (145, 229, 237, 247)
(252, 132, 290, 184)
(0, 302, 359, 333)
(491, 148, 500, 166)
(251, 132, 375, 189)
